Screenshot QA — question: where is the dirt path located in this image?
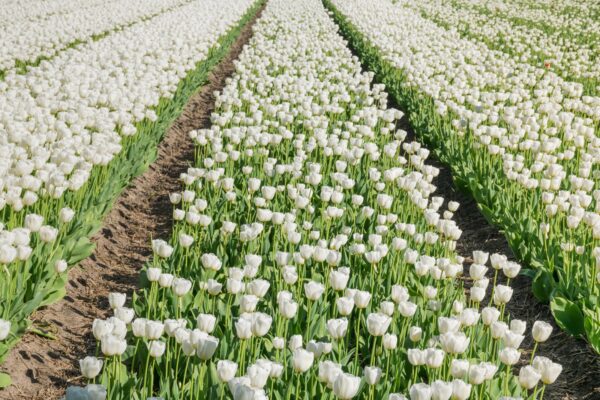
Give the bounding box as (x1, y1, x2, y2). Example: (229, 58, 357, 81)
(405, 118, 600, 399)
(0, 4, 265, 399)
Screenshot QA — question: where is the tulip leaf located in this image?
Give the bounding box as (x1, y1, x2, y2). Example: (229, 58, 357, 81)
(0, 372, 12, 388)
(66, 236, 96, 265)
(531, 270, 555, 302)
(550, 296, 585, 337)
(583, 312, 600, 354)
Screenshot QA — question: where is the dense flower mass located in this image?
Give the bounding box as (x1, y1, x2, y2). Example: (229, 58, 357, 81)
(70, 0, 561, 398)
(0, 0, 190, 71)
(0, 0, 254, 365)
(400, 0, 600, 91)
(330, 0, 600, 352)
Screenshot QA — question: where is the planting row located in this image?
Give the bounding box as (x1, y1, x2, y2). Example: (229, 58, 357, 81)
(69, 0, 561, 399)
(0, 0, 257, 377)
(0, 0, 190, 72)
(403, 0, 600, 95)
(0, 0, 108, 28)
(431, 0, 600, 47)
(327, 0, 600, 353)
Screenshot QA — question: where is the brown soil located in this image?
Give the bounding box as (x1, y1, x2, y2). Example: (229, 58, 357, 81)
(0, 4, 265, 399)
(404, 117, 600, 400)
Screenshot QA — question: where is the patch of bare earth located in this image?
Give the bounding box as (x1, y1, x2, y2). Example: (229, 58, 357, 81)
(0, 4, 265, 399)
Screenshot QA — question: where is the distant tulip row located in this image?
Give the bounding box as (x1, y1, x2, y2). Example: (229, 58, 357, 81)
(402, 0, 600, 93)
(0, 0, 190, 72)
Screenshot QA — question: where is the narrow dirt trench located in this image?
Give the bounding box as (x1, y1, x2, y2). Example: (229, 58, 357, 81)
(0, 4, 265, 399)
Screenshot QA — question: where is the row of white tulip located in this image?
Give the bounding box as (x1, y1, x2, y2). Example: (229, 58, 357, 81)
(400, 0, 600, 91)
(0, 0, 108, 28)
(433, 0, 600, 45)
(0, 0, 256, 371)
(329, 0, 600, 351)
(0, 0, 191, 71)
(68, 0, 561, 399)
(0, 0, 252, 217)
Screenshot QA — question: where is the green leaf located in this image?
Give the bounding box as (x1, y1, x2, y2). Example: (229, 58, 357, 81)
(550, 296, 585, 337)
(40, 286, 67, 308)
(0, 372, 12, 388)
(583, 311, 600, 354)
(531, 270, 555, 302)
(67, 236, 96, 265)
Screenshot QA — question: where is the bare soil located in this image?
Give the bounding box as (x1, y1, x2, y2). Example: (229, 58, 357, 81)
(0, 4, 264, 399)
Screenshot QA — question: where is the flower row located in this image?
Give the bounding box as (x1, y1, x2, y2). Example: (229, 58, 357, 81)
(0, 0, 107, 28)
(0, 0, 190, 71)
(402, 0, 600, 93)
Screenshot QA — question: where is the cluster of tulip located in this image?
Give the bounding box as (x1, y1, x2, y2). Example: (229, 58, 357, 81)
(0, 0, 256, 374)
(401, 0, 600, 95)
(68, 0, 561, 398)
(443, 0, 600, 46)
(0, 0, 106, 28)
(0, 0, 190, 72)
(328, 0, 600, 353)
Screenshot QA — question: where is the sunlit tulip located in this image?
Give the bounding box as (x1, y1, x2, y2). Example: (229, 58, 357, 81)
(288, 335, 303, 351)
(318, 360, 342, 387)
(499, 347, 521, 366)
(366, 313, 392, 336)
(79, 356, 103, 379)
(197, 314, 217, 333)
(431, 380, 452, 400)
(532, 321, 553, 343)
(235, 318, 252, 340)
(100, 334, 127, 356)
(333, 373, 361, 399)
(532, 356, 562, 384)
(172, 278, 192, 297)
(196, 335, 219, 360)
(148, 340, 166, 358)
(450, 379, 471, 400)
(305, 281, 325, 300)
(327, 318, 349, 339)
(518, 365, 541, 389)
(409, 383, 432, 400)
(292, 349, 314, 373)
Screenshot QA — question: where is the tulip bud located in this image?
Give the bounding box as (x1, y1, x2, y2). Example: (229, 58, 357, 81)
(383, 333, 398, 350)
(518, 365, 541, 389)
(292, 349, 314, 373)
(108, 293, 126, 310)
(451, 379, 471, 400)
(333, 373, 361, 399)
(532, 356, 562, 384)
(79, 356, 103, 379)
(197, 314, 217, 333)
(409, 326, 422, 342)
(532, 320, 553, 343)
(363, 366, 382, 385)
(147, 340, 166, 358)
(409, 383, 432, 400)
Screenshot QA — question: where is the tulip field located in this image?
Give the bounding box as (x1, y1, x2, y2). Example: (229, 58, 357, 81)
(325, 0, 600, 354)
(0, 0, 598, 399)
